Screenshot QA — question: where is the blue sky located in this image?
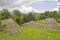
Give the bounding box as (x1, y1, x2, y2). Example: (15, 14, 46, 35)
(0, 0, 58, 13)
(31, 1, 57, 11)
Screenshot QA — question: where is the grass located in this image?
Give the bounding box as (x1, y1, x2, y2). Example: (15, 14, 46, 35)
(37, 20, 45, 24)
(53, 23, 60, 27)
(37, 20, 47, 26)
(0, 27, 60, 40)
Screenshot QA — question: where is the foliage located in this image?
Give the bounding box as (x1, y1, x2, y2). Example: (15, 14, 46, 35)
(0, 12, 3, 20)
(1, 9, 11, 19)
(22, 14, 29, 23)
(15, 18, 23, 26)
(28, 12, 36, 21)
(11, 9, 21, 20)
(0, 21, 6, 32)
(0, 8, 60, 25)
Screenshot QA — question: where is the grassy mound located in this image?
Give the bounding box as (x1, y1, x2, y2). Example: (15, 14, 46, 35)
(0, 27, 60, 40)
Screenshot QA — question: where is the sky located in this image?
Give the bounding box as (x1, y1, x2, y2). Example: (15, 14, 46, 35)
(0, 0, 58, 13)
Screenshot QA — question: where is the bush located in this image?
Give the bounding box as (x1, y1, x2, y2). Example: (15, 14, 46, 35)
(0, 21, 6, 32)
(56, 19, 60, 23)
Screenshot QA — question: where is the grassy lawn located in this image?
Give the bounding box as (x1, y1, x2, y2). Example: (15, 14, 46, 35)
(0, 27, 60, 40)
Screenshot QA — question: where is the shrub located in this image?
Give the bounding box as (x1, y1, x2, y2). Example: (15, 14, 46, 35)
(0, 21, 6, 32)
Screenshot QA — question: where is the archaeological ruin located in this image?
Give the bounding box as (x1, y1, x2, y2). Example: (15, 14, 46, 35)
(1, 19, 22, 36)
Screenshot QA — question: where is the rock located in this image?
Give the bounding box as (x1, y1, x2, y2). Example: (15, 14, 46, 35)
(1, 19, 22, 36)
(45, 18, 56, 24)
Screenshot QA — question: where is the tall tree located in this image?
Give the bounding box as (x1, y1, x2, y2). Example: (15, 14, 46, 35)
(28, 12, 35, 21)
(23, 14, 29, 23)
(11, 9, 21, 20)
(1, 9, 11, 19)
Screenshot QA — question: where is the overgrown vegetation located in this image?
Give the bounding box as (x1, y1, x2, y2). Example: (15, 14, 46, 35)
(0, 21, 6, 32)
(0, 9, 60, 40)
(0, 9, 60, 31)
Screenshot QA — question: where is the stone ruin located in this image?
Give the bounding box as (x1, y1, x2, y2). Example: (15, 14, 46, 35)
(1, 19, 22, 36)
(45, 18, 56, 24)
(22, 21, 41, 28)
(45, 18, 60, 30)
(23, 18, 60, 30)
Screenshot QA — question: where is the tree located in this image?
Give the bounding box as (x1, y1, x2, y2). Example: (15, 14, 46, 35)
(15, 18, 23, 26)
(0, 11, 3, 20)
(39, 13, 46, 20)
(28, 12, 35, 21)
(22, 14, 29, 23)
(11, 9, 21, 21)
(39, 11, 58, 20)
(12, 9, 21, 18)
(1, 9, 11, 19)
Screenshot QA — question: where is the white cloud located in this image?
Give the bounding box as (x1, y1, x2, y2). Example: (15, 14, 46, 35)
(8, 5, 58, 13)
(0, 0, 43, 8)
(0, 0, 57, 13)
(53, 7, 58, 11)
(19, 5, 36, 13)
(18, 5, 44, 13)
(15, 0, 57, 6)
(16, 0, 43, 4)
(48, 7, 58, 12)
(44, 0, 58, 1)
(1, 0, 57, 8)
(0, 0, 57, 8)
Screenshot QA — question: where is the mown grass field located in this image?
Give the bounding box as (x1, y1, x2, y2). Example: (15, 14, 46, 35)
(0, 27, 60, 40)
